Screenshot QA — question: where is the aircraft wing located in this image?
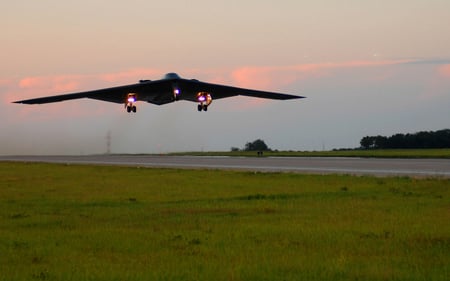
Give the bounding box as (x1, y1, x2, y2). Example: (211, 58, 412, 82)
(177, 79, 302, 102)
(13, 80, 176, 106)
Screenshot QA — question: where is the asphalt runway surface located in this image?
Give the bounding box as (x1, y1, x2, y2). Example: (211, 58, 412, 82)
(1, 155, 450, 177)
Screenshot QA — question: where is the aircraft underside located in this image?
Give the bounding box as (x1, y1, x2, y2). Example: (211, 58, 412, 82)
(124, 90, 213, 113)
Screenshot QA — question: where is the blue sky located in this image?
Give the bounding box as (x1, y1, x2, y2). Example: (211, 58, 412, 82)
(1, 1, 450, 154)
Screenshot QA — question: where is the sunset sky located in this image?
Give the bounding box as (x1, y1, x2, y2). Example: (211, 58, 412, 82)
(2, 0, 450, 154)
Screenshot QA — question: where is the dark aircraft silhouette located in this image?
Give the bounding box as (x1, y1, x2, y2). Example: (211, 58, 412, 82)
(14, 72, 304, 113)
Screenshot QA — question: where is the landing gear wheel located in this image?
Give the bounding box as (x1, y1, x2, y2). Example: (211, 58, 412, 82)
(127, 106, 131, 113)
(198, 104, 202, 112)
(203, 104, 208, 111)
(132, 106, 137, 113)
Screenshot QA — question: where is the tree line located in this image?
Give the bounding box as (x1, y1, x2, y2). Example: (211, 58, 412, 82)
(360, 129, 450, 149)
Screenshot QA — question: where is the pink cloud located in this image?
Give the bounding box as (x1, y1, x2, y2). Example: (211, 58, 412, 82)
(4, 75, 101, 119)
(414, 64, 450, 101)
(19, 77, 46, 89)
(1, 78, 17, 104)
(99, 68, 161, 83)
(232, 66, 296, 89)
(438, 64, 450, 78)
(18, 75, 86, 95)
(231, 59, 414, 90)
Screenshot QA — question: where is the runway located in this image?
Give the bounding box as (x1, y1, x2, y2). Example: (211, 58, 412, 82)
(1, 155, 450, 177)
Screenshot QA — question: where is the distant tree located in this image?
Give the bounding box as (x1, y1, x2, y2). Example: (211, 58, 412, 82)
(388, 133, 406, 148)
(360, 135, 387, 149)
(360, 129, 450, 149)
(244, 139, 271, 151)
(435, 129, 450, 148)
(360, 136, 374, 149)
(374, 135, 388, 149)
(230, 147, 240, 152)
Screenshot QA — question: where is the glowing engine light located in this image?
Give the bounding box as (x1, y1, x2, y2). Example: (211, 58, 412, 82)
(196, 92, 212, 105)
(128, 97, 136, 103)
(174, 89, 180, 95)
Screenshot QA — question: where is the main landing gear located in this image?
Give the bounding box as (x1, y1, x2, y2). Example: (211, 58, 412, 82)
(126, 93, 137, 113)
(196, 92, 212, 112)
(126, 105, 137, 113)
(197, 104, 208, 112)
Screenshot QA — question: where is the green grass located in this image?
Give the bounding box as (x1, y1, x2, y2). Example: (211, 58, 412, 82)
(1, 162, 449, 280)
(168, 148, 450, 158)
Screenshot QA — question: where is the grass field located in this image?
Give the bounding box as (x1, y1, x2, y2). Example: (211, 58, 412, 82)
(169, 148, 450, 158)
(1, 162, 449, 280)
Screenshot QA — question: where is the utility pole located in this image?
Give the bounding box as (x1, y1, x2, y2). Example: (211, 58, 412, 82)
(106, 130, 111, 155)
